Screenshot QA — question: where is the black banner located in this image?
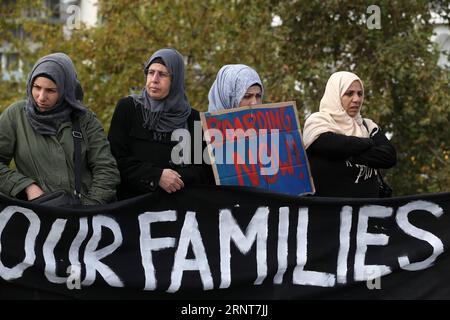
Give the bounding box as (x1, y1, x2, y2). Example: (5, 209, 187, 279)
(1, 187, 449, 299)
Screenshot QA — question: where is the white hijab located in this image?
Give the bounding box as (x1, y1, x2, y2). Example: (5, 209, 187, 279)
(208, 64, 263, 111)
(303, 71, 378, 149)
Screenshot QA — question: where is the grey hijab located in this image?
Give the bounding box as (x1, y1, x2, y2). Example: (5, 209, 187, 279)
(208, 64, 264, 111)
(130, 48, 191, 132)
(25, 52, 86, 135)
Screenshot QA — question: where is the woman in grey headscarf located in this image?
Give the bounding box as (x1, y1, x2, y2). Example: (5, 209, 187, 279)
(208, 64, 264, 111)
(0, 52, 120, 205)
(108, 48, 212, 199)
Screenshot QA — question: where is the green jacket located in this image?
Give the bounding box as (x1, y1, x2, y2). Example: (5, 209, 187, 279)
(0, 101, 120, 205)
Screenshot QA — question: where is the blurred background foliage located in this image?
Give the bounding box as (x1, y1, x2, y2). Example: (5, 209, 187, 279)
(1, 0, 449, 195)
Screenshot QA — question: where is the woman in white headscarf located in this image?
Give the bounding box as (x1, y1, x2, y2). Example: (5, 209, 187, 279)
(208, 64, 263, 111)
(303, 71, 396, 197)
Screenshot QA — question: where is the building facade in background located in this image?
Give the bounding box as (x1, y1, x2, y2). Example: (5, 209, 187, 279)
(434, 24, 450, 68)
(0, 0, 98, 80)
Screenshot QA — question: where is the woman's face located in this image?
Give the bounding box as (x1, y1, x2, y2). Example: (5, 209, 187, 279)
(239, 85, 262, 107)
(341, 80, 363, 118)
(146, 63, 171, 100)
(32, 76, 60, 112)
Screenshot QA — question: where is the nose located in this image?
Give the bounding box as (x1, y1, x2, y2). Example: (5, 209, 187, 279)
(37, 90, 47, 102)
(249, 96, 258, 106)
(149, 72, 160, 83)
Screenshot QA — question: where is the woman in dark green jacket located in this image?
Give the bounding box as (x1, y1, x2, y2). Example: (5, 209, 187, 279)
(0, 53, 120, 205)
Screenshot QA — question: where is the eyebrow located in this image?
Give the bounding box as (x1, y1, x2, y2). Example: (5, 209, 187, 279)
(148, 68, 168, 72)
(33, 83, 58, 90)
(345, 90, 363, 93)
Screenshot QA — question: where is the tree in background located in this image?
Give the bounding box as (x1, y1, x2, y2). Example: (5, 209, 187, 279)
(0, 0, 449, 195)
(275, 0, 450, 194)
(0, 0, 40, 108)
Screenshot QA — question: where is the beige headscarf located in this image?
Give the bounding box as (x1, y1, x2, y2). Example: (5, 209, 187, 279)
(303, 71, 378, 149)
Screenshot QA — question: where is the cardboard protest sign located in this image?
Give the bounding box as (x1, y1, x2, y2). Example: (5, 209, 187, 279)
(200, 102, 315, 196)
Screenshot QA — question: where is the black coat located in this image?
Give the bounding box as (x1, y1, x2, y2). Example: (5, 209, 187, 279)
(307, 129, 396, 197)
(108, 96, 213, 199)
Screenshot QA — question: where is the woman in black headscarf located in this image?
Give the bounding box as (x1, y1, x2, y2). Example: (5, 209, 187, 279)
(0, 52, 120, 205)
(108, 48, 212, 199)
